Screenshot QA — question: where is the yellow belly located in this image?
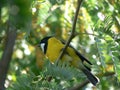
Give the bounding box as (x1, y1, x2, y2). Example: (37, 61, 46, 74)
(46, 37, 64, 62)
(46, 37, 80, 68)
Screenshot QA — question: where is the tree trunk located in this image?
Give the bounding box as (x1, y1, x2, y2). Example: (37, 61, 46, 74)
(0, 29, 17, 90)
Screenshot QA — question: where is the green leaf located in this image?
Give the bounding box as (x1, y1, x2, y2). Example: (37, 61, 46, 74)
(112, 56, 120, 81)
(95, 37, 106, 68)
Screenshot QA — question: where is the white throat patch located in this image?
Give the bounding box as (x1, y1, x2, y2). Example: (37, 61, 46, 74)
(40, 43, 45, 53)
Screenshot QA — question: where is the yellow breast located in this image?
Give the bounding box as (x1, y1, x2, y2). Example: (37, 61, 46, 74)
(46, 37, 64, 63)
(46, 37, 80, 68)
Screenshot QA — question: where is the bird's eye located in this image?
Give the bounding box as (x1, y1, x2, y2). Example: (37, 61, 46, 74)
(40, 43, 45, 53)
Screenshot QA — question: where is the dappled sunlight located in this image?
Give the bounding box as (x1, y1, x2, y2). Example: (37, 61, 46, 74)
(0, 0, 120, 90)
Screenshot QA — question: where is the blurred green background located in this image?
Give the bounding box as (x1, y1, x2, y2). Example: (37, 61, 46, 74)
(0, 0, 120, 90)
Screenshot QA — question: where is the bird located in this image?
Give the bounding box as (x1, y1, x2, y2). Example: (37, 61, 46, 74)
(39, 36, 99, 86)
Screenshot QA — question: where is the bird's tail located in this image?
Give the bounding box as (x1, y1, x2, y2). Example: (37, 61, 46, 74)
(81, 68, 99, 86)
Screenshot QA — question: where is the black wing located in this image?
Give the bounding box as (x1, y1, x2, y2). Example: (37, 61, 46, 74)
(75, 50, 92, 71)
(61, 40, 92, 71)
(75, 50, 92, 65)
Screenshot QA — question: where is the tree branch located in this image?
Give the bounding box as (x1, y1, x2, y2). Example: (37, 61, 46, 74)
(68, 72, 115, 90)
(0, 28, 17, 90)
(56, 0, 83, 63)
(69, 80, 89, 90)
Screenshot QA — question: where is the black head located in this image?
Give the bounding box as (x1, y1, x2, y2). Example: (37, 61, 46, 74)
(39, 36, 52, 54)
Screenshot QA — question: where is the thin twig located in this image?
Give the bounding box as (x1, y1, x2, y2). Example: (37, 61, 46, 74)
(56, 0, 83, 64)
(74, 32, 98, 37)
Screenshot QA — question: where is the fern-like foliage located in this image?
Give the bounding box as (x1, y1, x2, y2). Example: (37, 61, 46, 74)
(9, 60, 86, 90)
(94, 16, 120, 81)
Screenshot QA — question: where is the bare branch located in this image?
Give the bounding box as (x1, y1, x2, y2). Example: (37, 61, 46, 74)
(68, 80, 89, 90)
(56, 0, 83, 63)
(68, 72, 115, 90)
